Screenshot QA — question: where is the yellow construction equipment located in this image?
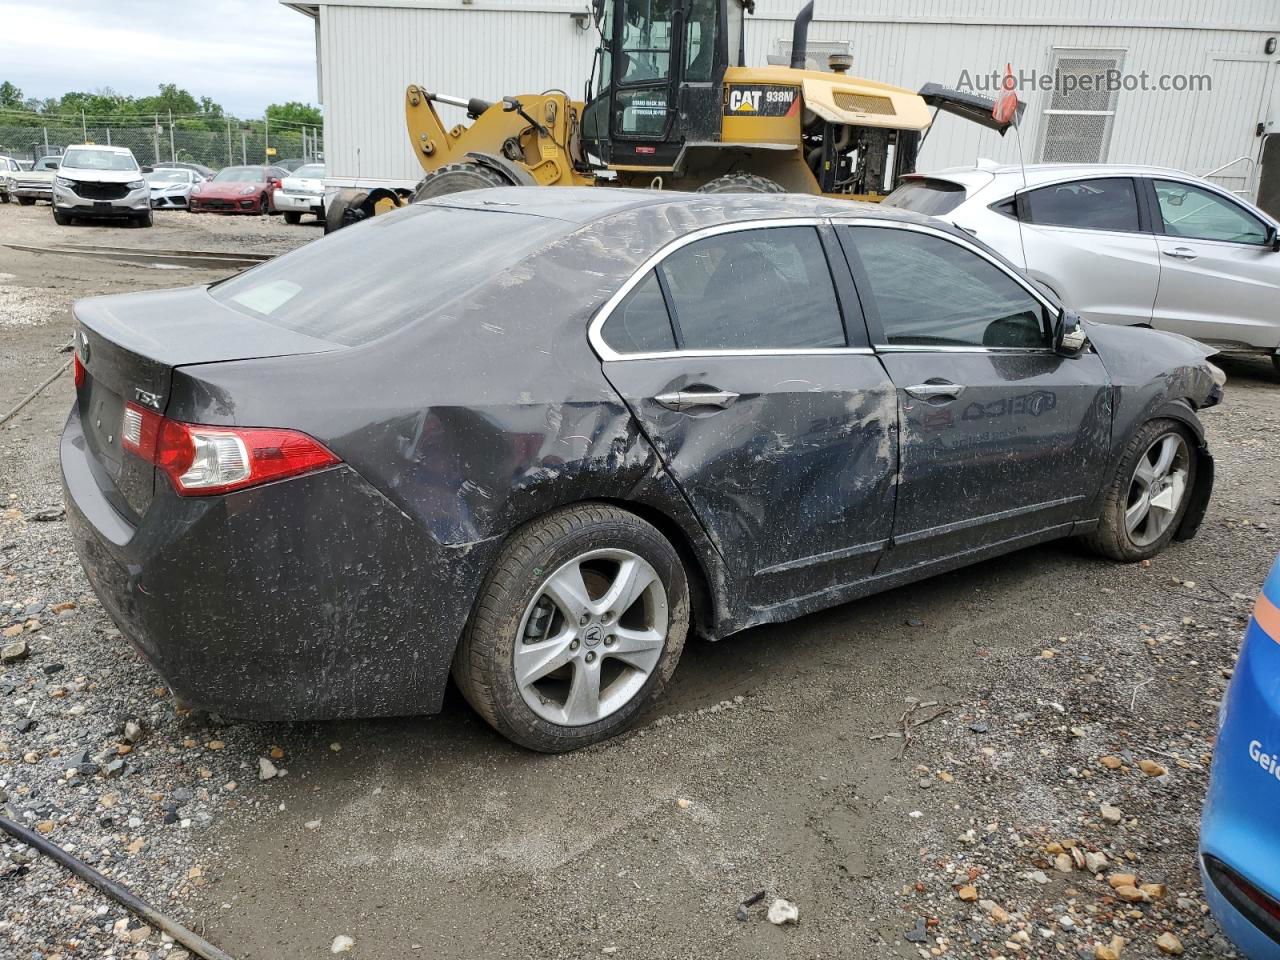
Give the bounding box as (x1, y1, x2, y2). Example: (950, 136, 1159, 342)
(327, 0, 1016, 229)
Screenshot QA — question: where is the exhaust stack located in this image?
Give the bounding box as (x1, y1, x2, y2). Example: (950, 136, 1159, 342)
(789, 1, 814, 70)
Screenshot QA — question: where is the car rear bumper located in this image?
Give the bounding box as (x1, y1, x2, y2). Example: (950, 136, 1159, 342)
(61, 405, 487, 721)
(273, 190, 323, 214)
(1200, 557, 1280, 958)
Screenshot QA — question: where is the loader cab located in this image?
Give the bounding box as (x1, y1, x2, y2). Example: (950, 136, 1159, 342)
(581, 0, 748, 169)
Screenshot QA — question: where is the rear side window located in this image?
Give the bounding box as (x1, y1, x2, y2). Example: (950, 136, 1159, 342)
(1024, 177, 1139, 232)
(211, 205, 570, 345)
(658, 226, 844, 350)
(882, 178, 967, 216)
(600, 270, 676, 353)
(844, 226, 1048, 349)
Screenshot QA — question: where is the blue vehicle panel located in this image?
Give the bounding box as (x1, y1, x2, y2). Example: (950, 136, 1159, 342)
(1201, 552, 1280, 958)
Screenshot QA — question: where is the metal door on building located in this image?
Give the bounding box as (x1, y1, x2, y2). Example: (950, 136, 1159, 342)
(1186, 52, 1276, 199)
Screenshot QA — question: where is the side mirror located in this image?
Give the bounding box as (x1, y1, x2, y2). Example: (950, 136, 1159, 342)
(1266, 225, 1280, 253)
(1054, 309, 1088, 357)
(140, 166, 153, 173)
(47, 160, 59, 168)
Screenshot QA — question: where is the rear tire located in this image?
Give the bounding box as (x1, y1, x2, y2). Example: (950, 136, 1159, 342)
(1083, 418, 1197, 562)
(283, 211, 302, 225)
(695, 173, 785, 194)
(411, 162, 513, 202)
(453, 504, 689, 752)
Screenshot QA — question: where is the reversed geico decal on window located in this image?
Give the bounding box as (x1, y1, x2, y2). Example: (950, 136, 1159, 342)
(1248, 740, 1280, 785)
(724, 85, 800, 117)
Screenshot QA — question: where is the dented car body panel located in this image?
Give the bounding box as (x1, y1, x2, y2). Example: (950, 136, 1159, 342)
(62, 188, 1221, 721)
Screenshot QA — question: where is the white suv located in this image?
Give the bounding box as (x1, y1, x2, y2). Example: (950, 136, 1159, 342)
(52, 144, 152, 227)
(884, 163, 1280, 373)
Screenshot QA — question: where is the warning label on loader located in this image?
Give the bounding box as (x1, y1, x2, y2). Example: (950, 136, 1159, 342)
(723, 85, 800, 117)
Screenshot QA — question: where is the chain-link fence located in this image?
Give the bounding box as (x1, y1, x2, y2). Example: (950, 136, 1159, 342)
(0, 120, 323, 171)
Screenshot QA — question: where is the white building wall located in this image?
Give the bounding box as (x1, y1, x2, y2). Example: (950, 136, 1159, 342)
(318, 1, 598, 184)
(307, 0, 1278, 192)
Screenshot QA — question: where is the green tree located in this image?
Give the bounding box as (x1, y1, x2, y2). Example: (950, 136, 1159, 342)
(0, 81, 24, 109)
(266, 101, 322, 127)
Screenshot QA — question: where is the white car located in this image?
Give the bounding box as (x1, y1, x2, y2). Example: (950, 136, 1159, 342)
(12, 155, 61, 204)
(146, 167, 199, 209)
(273, 163, 325, 224)
(52, 144, 152, 227)
(0, 155, 21, 202)
(884, 163, 1280, 372)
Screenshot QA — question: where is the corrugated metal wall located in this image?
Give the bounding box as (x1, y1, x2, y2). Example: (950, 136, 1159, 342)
(314, 0, 1278, 189)
(319, 2, 598, 182)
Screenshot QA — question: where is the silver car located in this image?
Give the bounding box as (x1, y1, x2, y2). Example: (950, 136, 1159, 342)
(884, 163, 1280, 373)
(146, 168, 198, 209)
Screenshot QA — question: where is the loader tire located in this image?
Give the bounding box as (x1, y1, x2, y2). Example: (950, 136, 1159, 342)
(411, 162, 514, 202)
(695, 173, 784, 194)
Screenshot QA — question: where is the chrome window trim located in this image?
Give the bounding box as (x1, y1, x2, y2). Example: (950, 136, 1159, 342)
(829, 216, 1062, 353)
(588, 217, 862, 362)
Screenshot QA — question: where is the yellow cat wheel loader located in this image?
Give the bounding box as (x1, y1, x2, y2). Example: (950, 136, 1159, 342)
(325, 0, 1018, 230)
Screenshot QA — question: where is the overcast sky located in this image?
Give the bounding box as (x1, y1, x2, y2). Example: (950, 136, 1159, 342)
(2, 1, 319, 117)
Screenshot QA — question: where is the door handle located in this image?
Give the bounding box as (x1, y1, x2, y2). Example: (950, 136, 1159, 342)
(653, 389, 740, 411)
(904, 382, 965, 401)
(1162, 247, 1198, 260)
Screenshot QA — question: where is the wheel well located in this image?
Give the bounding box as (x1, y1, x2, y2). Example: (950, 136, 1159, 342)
(589, 497, 720, 640)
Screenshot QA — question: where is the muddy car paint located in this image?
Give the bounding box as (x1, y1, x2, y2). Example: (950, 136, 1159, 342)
(62, 189, 1220, 722)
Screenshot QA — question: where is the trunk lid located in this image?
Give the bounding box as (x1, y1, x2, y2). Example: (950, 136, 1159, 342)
(74, 285, 337, 520)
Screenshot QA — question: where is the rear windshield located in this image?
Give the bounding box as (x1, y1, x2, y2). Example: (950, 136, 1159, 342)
(62, 148, 138, 172)
(882, 178, 967, 216)
(294, 164, 324, 179)
(210, 204, 570, 346)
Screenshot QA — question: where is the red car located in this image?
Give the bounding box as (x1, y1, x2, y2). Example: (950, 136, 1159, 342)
(189, 165, 287, 214)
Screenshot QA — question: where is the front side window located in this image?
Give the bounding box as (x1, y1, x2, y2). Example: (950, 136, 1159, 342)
(684, 0, 719, 82)
(1024, 177, 1139, 232)
(1153, 179, 1269, 245)
(844, 226, 1048, 349)
(658, 226, 845, 351)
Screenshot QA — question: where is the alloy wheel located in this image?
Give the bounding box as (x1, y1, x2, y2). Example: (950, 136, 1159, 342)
(514, 548, 668, 727)
(1125, 432, 1190, 547)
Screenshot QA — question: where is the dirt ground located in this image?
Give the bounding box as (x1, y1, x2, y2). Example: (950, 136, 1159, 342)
(1, 198, 1278, 960)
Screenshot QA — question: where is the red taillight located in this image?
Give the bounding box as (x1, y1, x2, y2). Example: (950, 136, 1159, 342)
(121, 402, 339, 496)
(73, 354, 85, 389)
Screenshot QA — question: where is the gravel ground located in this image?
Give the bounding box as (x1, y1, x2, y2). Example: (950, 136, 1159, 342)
(1, 198, 1278, 960)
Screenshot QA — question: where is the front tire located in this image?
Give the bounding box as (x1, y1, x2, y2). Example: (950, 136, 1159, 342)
(453, 504, 689, 752)
(17, 196, 35, 206)
(133, 210, 153, 228)
(1084, 419, 1197, 562)
(52, 209, 71, 226)
(695, 173, 785, 194)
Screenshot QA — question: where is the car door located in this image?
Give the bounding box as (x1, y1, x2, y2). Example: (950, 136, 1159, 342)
(1015, 176, 1162, 327)
(1146, 177, 1280, 351)
(837, 221, 1112, 572)
(593, 221, 899, 608)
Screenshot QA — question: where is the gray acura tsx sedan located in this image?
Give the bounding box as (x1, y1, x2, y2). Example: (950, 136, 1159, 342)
(62, 188, 1222, 751)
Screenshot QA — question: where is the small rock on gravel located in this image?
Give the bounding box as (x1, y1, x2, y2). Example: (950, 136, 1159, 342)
(766, 898, 798, 925)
